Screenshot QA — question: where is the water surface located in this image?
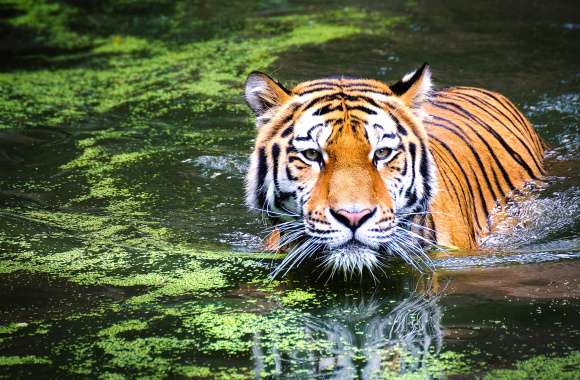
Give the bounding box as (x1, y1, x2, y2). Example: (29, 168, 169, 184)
(0, 0, 578, 378)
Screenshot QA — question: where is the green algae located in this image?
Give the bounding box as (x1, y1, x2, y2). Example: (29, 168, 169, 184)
(5, 0, 90, 51)
(184, 307, 259, 354)
(98, 320, 148, 338)
(0, 323, 28, 335)
(382, 350, 471, 379)
(16, 299, 321, 378)
(482, 352, 580, 380)
(0, 202, 272, 294)
(0, 6, 402, 129)
(0, 355, 51, 366)
(175, 366, 250, 380)
(126, 266, 228, 304)
(280, 289, 316, 306)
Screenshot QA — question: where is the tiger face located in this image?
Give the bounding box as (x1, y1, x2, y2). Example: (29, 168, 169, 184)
(244, 64, 436, 275)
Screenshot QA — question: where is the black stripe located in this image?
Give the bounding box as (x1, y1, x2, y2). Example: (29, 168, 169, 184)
(341, 86, 391, 95)
(461, 90, 543, 169)
(455, 89, 529, 138)
(266, 103, 299, 140)
(418, 141, 432, 199)
(405, 190, 418, 208)
(404, 142, 417, 208)
(425, 118, 503, 200)
(280, 113, 294, 127)
(339, 94, 384, 109)
(429, 143, 473, 227)
(348, 105, 377, 115)
(442, 92, 543, 173)
(300, 96, 329, 113)
(307, 228, 340, 234)
(428, 114, 514, 192)
(256, 147, 268, 207)
(426, 214, 437, 243)
(271, 143, 281, 192)
(390, 112, 408, 135)
(429, 135, 486, 231)
(286, 166, 298, 181)
(280, 126, 293, 137)
(298, 81, 340, 90)
(430, 99, 539, 180)
(307, 123, 323, 136)
(469, 88, 532, 136)
(492, 91, 545, 155)
(314, 103, 341, 115)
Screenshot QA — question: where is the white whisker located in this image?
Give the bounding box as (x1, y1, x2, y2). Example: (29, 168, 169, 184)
(398, 221, 437, 235)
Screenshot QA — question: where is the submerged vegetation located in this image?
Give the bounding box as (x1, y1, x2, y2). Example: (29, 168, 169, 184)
(0, 0, 578, 378)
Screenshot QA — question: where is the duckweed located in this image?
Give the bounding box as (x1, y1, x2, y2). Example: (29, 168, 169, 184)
(0, 355, 51, 366)
(281, 289, 316, 306)
(482, 352, 580, 380)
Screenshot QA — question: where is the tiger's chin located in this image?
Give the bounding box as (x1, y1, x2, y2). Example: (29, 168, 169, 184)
(322, 242, 382, 276)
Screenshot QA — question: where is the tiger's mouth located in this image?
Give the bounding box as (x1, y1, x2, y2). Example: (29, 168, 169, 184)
(328, 240, 381, 254)
(269, 219, 433, 279)
(321, 242, 382, 276)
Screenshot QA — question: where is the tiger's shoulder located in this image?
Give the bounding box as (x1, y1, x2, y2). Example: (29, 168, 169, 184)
(423, 86, 545, 248)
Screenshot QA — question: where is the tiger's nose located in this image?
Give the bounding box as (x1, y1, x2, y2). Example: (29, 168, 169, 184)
(329, 208, 376, 230)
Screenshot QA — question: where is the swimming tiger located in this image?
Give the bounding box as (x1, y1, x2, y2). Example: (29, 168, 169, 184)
(244, 64, 544, 276)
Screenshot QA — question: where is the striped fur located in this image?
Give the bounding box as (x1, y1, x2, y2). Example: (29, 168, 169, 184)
(244, 64, 544, 275)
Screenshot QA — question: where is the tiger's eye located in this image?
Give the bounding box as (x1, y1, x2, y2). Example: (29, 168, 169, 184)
(374, 147, 392, 160)
(303, 149, 322, 162)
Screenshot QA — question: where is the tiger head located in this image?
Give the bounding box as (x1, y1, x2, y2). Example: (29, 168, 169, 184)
(244, 64, 436, 276)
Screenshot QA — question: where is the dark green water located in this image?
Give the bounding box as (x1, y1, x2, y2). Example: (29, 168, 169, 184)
(0, 0, 579, 378)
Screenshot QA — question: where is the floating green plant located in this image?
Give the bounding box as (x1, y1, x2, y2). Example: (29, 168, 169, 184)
(0, 355, 51, 366)
(482, 352, 580, 380)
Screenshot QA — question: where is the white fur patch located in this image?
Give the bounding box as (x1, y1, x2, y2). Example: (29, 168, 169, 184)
(323, 244, 379, 275)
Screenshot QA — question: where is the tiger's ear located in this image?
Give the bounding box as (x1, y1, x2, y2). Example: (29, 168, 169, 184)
(244, 71, 291, 118)
(389, 63, 432, 108)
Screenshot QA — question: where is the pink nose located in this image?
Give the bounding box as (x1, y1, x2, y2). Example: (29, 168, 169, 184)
(330, 208, 375, 230)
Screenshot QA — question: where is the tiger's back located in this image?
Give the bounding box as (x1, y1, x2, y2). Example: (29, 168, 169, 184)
(424, 87, 544, 248)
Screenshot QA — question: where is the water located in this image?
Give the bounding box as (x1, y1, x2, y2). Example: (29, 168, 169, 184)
(0, 0, 578, 378)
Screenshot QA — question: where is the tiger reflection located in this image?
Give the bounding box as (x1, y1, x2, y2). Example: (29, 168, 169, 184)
(251, 286, 442, 379)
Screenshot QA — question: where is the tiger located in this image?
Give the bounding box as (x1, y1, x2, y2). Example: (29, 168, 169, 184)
(243, 64, 545, 276)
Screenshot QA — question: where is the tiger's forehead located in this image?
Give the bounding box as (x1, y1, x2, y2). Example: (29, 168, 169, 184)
(292, 94, 400, 151)
(278, 77, 405, 152)
(288, 77, 400, 124)
(291, 77, 393, 96)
